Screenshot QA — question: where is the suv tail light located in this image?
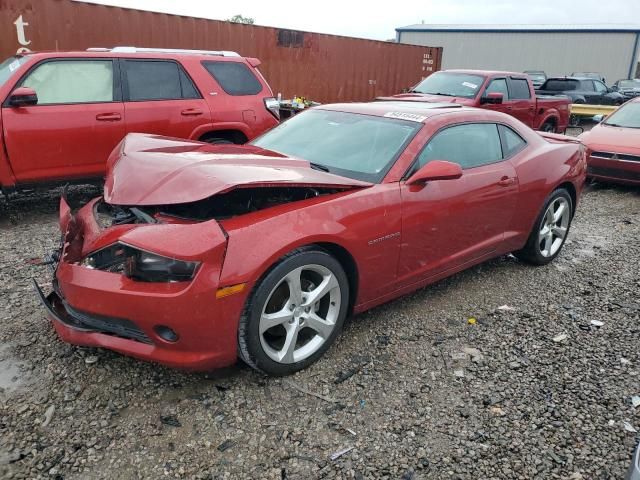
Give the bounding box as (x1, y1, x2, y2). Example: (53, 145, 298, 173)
(264, 97, 280, 120)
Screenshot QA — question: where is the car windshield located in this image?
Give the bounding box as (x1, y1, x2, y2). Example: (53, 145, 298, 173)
(251, 109, 421, 182)
(604, 102, 640, 128)
(410, 72, 485, 98)
(618, 80, 640, 89)
(0, 56, 27, 88)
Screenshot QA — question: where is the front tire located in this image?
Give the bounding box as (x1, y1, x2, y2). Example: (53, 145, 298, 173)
(238, 248, 349, 375)
(513, 188, 573, 265)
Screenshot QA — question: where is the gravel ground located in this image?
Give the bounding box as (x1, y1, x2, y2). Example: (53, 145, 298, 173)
(0, 181, 639, 480)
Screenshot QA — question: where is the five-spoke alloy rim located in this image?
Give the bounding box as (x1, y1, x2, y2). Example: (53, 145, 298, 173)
(538, 197, 570, 257)
(259, 264, 341, 364)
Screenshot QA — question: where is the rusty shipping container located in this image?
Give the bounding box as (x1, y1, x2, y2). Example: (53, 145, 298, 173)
(0, 0, 442, 103)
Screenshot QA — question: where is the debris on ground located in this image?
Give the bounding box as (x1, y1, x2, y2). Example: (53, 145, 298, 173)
(632, 396, 640, 408)
(41, 405, 55, 427)
(623, 421, 637, 433)
(552, 333, 568, 343)
(84, 355, 99, 364)
(590, 320, 604, 327)
(330, 446, 354, 461)
(217, 439, 236, 452)
(160, 415, 181, 427)
(497, 305, 516, 312)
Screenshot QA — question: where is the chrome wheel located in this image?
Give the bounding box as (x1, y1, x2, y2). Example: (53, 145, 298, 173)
(259, 264, 341, 364)
(538, 197, 570, 257)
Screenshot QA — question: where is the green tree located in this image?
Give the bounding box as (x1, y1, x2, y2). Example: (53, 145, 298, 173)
(228, 14, 255, 25)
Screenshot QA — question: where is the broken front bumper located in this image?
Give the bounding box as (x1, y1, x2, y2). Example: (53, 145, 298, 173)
(33, 196, 247, 371)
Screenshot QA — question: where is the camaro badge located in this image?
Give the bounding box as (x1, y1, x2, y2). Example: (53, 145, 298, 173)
(368, 232, 401, 245)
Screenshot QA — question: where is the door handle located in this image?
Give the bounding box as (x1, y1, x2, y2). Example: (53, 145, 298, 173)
(96, 113, 121, 121)
(506, 106, 513, 111)
(181, 108, 203, 116)
(498, 176, 516, 186)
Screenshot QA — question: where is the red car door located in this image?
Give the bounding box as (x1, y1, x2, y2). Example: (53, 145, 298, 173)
(507, 77, 536, 127)
(2, 58, 124, 183)
(121, 59, 212, 139)
(481, 77, 514, 116)
(397, 122, 518, 286)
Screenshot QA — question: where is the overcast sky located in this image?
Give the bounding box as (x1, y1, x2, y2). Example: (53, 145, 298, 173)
(81, 0, 640, 40)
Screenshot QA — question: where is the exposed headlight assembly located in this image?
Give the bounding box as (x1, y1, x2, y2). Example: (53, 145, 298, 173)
(81, 243, 199, 282)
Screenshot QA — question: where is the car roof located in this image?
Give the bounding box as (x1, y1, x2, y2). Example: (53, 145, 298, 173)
(16, 49, 248, 62)
(442, 69, 528, 77)
(317, 101, 497, 123)
(546, 76, 590, 81)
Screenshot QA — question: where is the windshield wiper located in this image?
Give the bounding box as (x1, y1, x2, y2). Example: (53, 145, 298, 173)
(422, 92, 454, 97)
(309, 162, 330, 172)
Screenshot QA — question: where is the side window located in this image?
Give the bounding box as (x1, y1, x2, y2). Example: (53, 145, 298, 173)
(581, 80, 595, 92)
(509, 78, 531, 99)
(485, 78, 509, 100)
(125, 60, 199, 101)
(498, 125, 527, 157)
(202, 61, 263, 96)
(593, 81, 608, 93)
(21, 60, 114, 105)
(416, 123, 503, 170)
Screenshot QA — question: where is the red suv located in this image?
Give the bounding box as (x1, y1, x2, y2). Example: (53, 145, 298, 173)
(0, 47, 280, 194)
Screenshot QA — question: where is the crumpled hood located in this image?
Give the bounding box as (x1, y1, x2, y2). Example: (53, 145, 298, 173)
(581, 124, 640, 154)
(104, 133, 372, 206)
(377, 93, 475, 106)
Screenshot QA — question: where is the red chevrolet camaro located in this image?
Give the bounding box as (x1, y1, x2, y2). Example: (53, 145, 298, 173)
(579, 97, 640, 186)
(35, 102, 586, 375)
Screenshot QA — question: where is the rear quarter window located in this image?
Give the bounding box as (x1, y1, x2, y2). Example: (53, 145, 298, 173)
(202, 61, 262, 96)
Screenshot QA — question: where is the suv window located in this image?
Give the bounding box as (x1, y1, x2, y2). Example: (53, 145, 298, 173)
(499, 125, 527, 157)
(544, 79, 578, 91)
(580, 80, 595, 92)
(485, 78, 509, 99)
(593, 80, 608, 93)
(416, 123, 503, 170)
(21, 60, 114, 105)
(510, 78, 531, 99)
(202, 61, 262, 95)
(124, 60, 200, 101)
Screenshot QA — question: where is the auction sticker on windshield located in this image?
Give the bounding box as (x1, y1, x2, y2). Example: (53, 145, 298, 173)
(462, 81, 478, 89)
(9, 60, 21, 72)
(383, 112, 427, 122)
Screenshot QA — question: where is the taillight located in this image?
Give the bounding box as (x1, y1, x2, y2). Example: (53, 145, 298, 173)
(264, 97, 280, 120)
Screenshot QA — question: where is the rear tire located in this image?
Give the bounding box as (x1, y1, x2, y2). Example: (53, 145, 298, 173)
(513, 188, 573, 265)
(238, 248, 349, 376)
(540, 120, 556, 133)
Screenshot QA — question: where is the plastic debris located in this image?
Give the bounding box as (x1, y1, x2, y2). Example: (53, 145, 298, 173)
(217, 439, 236, 452)
(84, 355, 99, 364)
(590, 320, 604, 327)
(160, 414, 181, 427)
(330, 446, 354, 461)
(453, 369, 465, 378)
(497, 305, 516, 312)
(41, 405, 55, 427)
(467, 317, 477, 325)
(624, 421, 637, 433)
(451, 352, 467, 361)
(608, 419, 616, 426)
(632, 396, 640, 408)
(621, 357, 631, 365)
(552, 334, 568, 343)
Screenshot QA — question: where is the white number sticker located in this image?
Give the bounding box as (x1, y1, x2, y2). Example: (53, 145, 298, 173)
(462, 81, 478, 89)
(383, 112, 427, 123)
(8, 60, 20, 72)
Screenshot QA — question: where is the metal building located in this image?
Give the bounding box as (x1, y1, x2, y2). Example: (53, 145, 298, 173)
(396, 24, 640, 84)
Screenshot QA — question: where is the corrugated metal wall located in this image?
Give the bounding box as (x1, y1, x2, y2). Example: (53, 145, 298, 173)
(0, 0, 442, 103)
(399, 30, 636, 83)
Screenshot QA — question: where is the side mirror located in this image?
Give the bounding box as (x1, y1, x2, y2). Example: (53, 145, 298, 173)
(8, 87, 38, 107)
(406, 160, 463, 185)
(480, 92, 504, 105)
(592, 114, 608, 123)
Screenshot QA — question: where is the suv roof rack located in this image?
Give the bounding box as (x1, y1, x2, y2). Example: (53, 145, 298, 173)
(86, 46, 240, 57)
